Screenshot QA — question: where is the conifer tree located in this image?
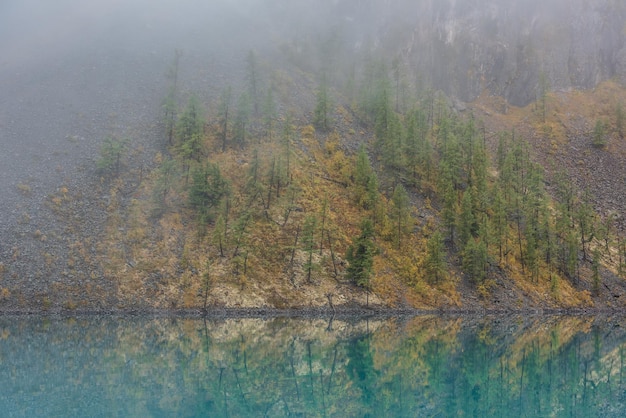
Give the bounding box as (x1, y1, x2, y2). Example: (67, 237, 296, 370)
(218, 86, 232, 152)
(561, 229, 579, 283)
(176, 95, 204, 162)
(189, 163, 230, 226)
(381, 111, 404, 170)
(425, 231, 446, 284)
(353, 146, 379, 210)
(390, 184, 411, 249)
(592, 247, 601, 295)
(313, 75, 331, 132)
(463, 237, 488, 283)
(346, 219, 375, 290)
(458, 189, 477, 248)
(592, 119, 608, 148)
(245, 149, 265, 207)
(97, 136, 128, 176)
(404, 108, 429, 184)
(439, 161, 458, 245)
(232, 211, 251, 258)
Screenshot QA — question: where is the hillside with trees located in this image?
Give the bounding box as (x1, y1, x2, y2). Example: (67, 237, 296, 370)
(1, 0, 626, 312)
(85, 43, 626, 312)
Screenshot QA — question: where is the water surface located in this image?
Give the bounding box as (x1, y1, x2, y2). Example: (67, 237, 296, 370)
(1, 315, 625, 417)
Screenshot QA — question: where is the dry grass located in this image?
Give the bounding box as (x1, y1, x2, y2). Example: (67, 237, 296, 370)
(91, 79, 626, 310)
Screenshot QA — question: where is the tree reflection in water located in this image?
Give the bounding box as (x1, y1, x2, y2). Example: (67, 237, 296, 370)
(0, 315, 625, 417)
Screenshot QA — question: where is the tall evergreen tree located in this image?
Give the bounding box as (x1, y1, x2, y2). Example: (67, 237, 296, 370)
(439, 161, 458, 245)
(313, 75, 331, 132)
(425, 231, 446, 284)
(346, 219, 375, 290)
(491, 185, 508, 263)
(188, 163, 230, 226)
(404, 108, 429, 184)
(463, 237, 488, 283)
(218, 86, 232, 152)
(458, 188, 477, 248)
(353, 146, 379, 210)
(176, 95, 204, 162)
(390, 184, 411, 249)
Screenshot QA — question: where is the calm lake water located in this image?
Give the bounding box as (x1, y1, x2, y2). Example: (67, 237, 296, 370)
(0, 315, 625, 417)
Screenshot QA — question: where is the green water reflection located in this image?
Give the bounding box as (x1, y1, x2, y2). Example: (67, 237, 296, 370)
(1, 315, 625, 417)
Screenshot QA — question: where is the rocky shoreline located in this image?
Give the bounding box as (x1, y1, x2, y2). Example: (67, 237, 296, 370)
(1, 305, 624, 318)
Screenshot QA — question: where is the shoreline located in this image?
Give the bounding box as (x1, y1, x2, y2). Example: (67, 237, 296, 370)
(0, 305, 625, 318)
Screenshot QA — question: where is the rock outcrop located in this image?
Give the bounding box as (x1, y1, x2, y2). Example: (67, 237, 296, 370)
(331, 0, 626, 106)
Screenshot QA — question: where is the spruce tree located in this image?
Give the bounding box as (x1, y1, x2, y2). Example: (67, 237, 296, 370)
(188, 163, 230, 226)
(390, 184, 410, 249)
(458, 189, 477, 248)
(313, 75, 331, 132)
(218, 86, 232, 152)
(97, 136, 128, 176)
(425, 231, 446, 284)
(353, 146, 379, 210)
(176, 95, 204, 162)
(463, 237, 488, 283)
(346, 219, 375, 290)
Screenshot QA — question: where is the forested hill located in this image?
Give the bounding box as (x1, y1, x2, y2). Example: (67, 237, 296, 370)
(1, 0, 626, 312)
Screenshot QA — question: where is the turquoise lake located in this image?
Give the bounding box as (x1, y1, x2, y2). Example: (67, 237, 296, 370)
(1, 315, 625, 417)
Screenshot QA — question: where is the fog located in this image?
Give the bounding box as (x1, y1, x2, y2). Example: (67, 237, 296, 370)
(0, 0, 253, 267)
(0, 0, 624, 288)
(0, 5, 261, 197)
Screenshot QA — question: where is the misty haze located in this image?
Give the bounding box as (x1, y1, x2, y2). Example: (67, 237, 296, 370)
(1, 0, 626, 310)
(0, 0, 626, 308)
(2, 0, 626, 416)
